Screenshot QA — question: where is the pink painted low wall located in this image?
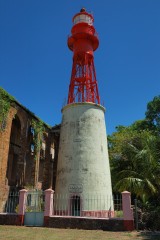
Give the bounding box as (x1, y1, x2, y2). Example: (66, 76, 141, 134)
(81, 210, 115, 218)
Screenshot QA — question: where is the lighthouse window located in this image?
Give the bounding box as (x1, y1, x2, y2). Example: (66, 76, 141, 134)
(73, 16, 79, 24)
(79, 14, 86, 22)
(86, 16, 93, 25)
(73, 15, 93, 25)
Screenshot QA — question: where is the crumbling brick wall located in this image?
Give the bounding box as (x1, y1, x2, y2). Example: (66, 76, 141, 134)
(0, 98, 60, 212)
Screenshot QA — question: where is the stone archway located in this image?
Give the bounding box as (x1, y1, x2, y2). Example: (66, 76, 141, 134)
(6, 115, 21, 187)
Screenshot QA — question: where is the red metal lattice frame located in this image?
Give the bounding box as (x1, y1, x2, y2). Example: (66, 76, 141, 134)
(67, 9, 100, 104)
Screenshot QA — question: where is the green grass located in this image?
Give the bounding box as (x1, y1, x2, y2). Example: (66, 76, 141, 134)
(0, 226, 160, 240)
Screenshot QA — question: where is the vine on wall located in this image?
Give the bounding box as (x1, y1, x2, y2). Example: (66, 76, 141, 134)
(0, 87, 15, 131)
(31, 119, 45, 160)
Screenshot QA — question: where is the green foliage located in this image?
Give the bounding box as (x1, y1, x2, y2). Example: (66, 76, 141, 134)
(0, 87, 15, 131)
(109, 95, 160, 230)
(142, 206, 160, 230)
(146, 95, 160, 126)
(114, 210, 123, 218)
(145, 95, 160, 133)
(109, 95, 160, 204)
(109, 126, 160, 201)
(130, 119, 155, 132)
(15, 204, 19, 213)
(0, 87, 51, 133)
(31, 119, 45, 160)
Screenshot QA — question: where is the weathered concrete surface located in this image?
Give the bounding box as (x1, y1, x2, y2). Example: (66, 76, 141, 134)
(55, 102, 113, 211)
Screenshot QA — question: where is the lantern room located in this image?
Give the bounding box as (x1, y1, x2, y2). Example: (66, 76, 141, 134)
(73, 8, 93, 25)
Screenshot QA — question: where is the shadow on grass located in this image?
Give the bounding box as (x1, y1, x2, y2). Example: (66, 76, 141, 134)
(138, 232, 160, 240)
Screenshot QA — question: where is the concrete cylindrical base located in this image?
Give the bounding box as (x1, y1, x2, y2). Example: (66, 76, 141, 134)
(55, 102, 113, 213)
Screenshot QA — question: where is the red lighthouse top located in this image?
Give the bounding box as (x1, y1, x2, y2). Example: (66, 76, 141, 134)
(67, 8, 100, 104)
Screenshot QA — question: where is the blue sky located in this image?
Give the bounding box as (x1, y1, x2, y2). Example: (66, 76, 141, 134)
(0, 0, 160, 134)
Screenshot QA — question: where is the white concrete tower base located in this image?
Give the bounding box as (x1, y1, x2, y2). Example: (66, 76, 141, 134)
(55, 103, 113, 217)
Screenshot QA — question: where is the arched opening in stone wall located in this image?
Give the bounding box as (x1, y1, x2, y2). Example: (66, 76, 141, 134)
(24, 124, 35, 187)
(6, 115, 21, 187)
(38, 134, 47, 188)
(50, 141, 56, 189)
(49, 126, 60, 190)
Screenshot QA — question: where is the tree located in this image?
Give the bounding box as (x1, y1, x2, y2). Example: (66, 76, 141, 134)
(145, 95, 160, 133)
(109, 127, 160, 202)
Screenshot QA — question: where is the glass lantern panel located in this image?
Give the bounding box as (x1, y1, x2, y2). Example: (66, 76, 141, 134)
(73, 14, 93, 25)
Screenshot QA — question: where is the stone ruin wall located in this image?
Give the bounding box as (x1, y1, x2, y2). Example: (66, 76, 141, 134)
(0, 101, 59, 212)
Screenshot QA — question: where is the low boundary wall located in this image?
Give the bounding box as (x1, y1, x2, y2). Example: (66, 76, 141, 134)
(0, 190, 134, 231)
(47, 216, 126, 231)
(0, 214, 133, 231)
(0, 213, 21, 225)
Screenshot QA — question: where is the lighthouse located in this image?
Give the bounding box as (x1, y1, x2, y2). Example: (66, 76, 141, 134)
(55, 8, 113, 217)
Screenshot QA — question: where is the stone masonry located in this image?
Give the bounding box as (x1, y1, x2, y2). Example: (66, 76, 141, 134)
(0, 91, 60, 212)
